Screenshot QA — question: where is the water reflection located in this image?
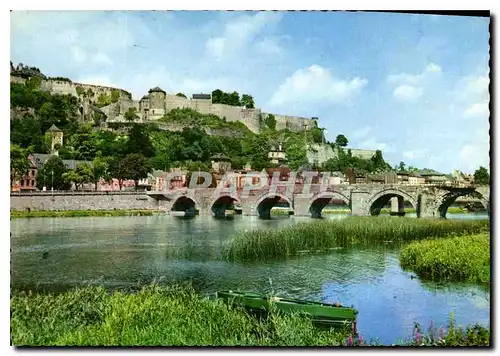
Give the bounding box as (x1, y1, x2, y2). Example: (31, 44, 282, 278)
(10, 214, 489, 345)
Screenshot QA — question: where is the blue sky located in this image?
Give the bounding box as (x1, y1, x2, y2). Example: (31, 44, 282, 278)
(10, 11, 490, 173)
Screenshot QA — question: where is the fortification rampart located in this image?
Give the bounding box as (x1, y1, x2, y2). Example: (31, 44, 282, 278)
(10, 73, 315, 134)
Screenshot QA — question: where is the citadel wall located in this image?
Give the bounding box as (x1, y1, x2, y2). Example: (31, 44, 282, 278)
(10, 74, 315, 134)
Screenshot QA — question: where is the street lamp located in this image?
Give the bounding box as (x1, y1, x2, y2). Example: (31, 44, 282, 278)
(51, 169, 54, 195)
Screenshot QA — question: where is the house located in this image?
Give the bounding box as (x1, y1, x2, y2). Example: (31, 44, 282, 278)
(264, 165, 292, 185)
(97, 178, 136, 191)
(396, 171, 410, 185)
(11, 155, 38, 192)
(31, 153, 92, 172)
(451, 170, 475, 187)
(367, 173, 386, 184)
(345, 168, 367, 184)
(268, 144, 286, 165)
(151, 169, 187, 191)
(211, 154, 232, 174)
(328, 171, 346, 185)
(418, 169, 448, 185)
(408, 173, 426, 185)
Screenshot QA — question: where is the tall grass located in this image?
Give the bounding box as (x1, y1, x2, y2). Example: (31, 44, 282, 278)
(10, 209, 157, 219)
(222, 217, 489, 262)
(11, 285, 490, 346)
(321, 207, 469, 215)
(10, 285, 348, 346)
(399, 233, 490, 283)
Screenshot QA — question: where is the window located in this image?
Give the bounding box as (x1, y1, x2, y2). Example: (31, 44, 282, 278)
(20, 180, 24, 186)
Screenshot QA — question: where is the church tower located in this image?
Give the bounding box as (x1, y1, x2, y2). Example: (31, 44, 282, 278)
(46, 124, 63, 156)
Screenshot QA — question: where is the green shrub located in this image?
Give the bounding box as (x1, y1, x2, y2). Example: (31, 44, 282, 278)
(399, 233, 490, 283)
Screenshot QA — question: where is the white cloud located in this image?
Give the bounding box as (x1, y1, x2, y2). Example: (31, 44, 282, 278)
(387, 63, 442, 85)
(70, 46, 86, 62)
(352, 126, 371, 140)
(205, 11, 283, 60)
(393, 84, 423, 101)
(403, 149, 429, 160)
(76, 76, 121, 89)
(267, 65, 368, 110)
(358, 137, 392, 152)
(457, 130, 490, 173)
(464, 101, 489, 118)
(455, 74, 489, 100)
(91, 53, 113, 66)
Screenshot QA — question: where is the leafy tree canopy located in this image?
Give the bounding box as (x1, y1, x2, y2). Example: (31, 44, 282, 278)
(474, 166, 490, 185)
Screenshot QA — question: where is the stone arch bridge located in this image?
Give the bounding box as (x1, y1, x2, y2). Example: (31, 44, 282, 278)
(147, 184, 490, 219)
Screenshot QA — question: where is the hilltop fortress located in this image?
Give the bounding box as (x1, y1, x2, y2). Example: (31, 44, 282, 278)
(10, 63, 317, 134)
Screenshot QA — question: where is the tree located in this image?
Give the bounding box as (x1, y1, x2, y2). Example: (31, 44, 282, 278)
(62, 163, 92, 190)
(211, 89, 224, 104)
(110, 90, 120, 103)
(124, 107, 139, 122)
(474, 166, 490, 185)
(335, 134, 348, 147)
(370, 150, 391, 172)
(240, 94, 255, 109)
(10, 144, 33, 189)
(125, 124, 155, 157)
(119, 154, 152, 191)
(228, 91, 241, 106)
(264, 114, 277, 130)
(69, 124, 97, 160)
(92, 153, 110, 191)
(36, 155, 70, 190)
(175, 93, 187, 98)
(397, 161, 406, 172)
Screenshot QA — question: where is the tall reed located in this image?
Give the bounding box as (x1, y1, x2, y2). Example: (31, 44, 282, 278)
(222, 217, 489, 261)
(399, 233, 490, 283)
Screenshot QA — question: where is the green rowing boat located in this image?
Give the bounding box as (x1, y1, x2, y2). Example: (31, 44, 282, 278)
(216, 290, 357, 327)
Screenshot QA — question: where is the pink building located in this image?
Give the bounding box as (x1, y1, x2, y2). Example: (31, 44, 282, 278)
(97, 178, 136, 191)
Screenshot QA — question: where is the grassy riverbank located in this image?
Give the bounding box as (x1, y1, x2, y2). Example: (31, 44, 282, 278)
(399, 233, 490, 283)
(321, 207, 468, 215)
(223, 217, 489, 262)
(11, 285, 348, 346)
(10, 209, 158, 218)
(11, 285, 490, 346)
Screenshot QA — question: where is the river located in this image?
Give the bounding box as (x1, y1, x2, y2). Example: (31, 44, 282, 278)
(10, 213, 490, 345)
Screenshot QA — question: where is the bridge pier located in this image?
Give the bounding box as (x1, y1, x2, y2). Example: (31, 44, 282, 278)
(390, 196, 405, 215)
(350, 190, 371, 216)
(418, 194, 440, 218)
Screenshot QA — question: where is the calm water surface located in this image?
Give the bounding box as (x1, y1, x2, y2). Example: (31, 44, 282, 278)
(10, 213, 490, 345)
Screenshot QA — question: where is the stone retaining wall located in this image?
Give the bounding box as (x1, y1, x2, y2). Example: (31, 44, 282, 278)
(10, 193, 158, 211)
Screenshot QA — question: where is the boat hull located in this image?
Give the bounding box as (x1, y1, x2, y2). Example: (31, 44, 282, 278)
(216, 291, 357, 327)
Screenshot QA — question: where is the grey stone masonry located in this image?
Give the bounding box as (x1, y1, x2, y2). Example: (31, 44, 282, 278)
(11, 184, 490, 219)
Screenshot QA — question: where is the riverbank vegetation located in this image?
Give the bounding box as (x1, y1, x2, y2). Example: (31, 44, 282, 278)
(11, 285, 348, 346)
(320, 207, 468, 215)
(11, 285, 489, 346)
(222, 217, 489, 262)
(10, 209, 157, 219)
(399, 233, 490, 284)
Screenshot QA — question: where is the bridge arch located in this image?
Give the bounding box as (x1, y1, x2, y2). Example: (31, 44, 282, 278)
(366, 188, 418, 216)
(210, 194, 241, 218)
(308, 191, 351, 218)
(255, 193, 293, 219)
(171, 195, 199, 216)
(438, 188, 489, 218)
